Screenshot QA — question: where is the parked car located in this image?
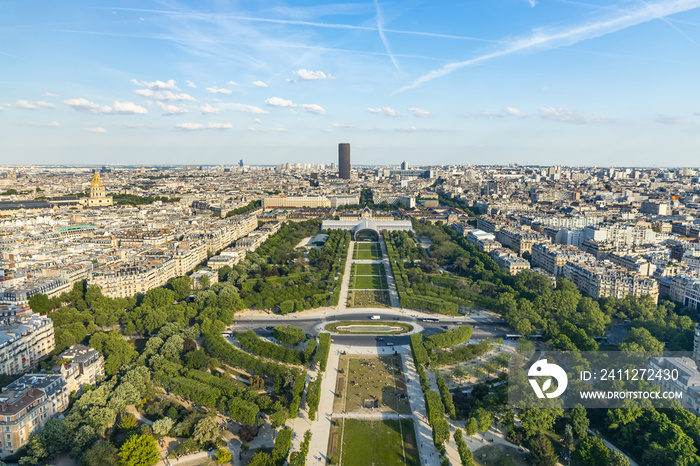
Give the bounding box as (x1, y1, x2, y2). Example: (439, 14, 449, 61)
(376, 336, 385, 341)
(386, 342, 394, 346)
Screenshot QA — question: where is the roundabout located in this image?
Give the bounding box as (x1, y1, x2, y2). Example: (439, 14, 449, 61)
(325, 320, 414, 334)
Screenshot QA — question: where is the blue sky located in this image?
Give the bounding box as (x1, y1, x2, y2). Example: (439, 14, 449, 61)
(3, 0, 700, 166)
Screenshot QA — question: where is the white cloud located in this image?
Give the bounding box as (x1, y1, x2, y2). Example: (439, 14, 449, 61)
(84, 127, 107, 133)
(15, 100, 55, 110)
(185, 80, 197, 88)
(227, 81, 239, 86)
(254, 118, 262, 124)
(301, 103, 326, 115)
(200, 103, 221, 114)
(526, 0, 537, 6)
(539, 107, 610, 123)
(332, 122, 353, 128)
(64, 98, 112, 114)
(21, 121, 61, 127)
(133, 89, 195, 101)
(366, 107, 402, 117)
(64, 98, 147, 114)
(130, 79, 179, 90)
(265, 98, 325, 114)
(656, 115, 691, 125)
(174, 122, 233, 131)
(503, 107, 527, 118)
(293, 69, 332, 80)
(468, 111, 503, 118)
(112, 101, 148, 114)
(407, 107, 432, 118)
(219, 103, 269, 114)
(42, 92, 59, 97)
(323, 129, 333, 133)
(252, 81, 268, 88)
(266, 97, 295, 108)
(156, 102, 187, 115)
(206, 86, 232, 94)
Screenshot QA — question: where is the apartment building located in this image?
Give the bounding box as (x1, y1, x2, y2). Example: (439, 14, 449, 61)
(0, 374, 69, 457)
(531, 243, 595, 277)
(88, 256, 177, 299)
(57, 344, 105, 393)
(262, 195, 331, 209)
(563, 260, 659, 302)
(495, 226, 550, 255)
(489, 248, 531, 276)
(0, 308, 55, 375)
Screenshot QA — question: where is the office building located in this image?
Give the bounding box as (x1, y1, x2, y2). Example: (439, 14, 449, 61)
(339, 143, 351, 180)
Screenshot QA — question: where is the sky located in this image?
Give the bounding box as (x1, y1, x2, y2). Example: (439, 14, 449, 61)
(2, 0, 700, 167)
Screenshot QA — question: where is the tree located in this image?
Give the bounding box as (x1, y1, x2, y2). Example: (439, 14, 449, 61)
(28, 293, 53, 314)
(193, 417, 220, 446)
(81, 439, 119, 466)
(248, 451, 274, 466)
(620, 327, 664, 352)
(530, 434, 558, 466)
(563, 424, 574, 454)
(118, 413, 138, 431)
(199, 274, 211, 289)
(474, 407, 493, 438)
(184, 349, 209, 369)
(215, 448, 232, 464)
(153, 418, 175, 436)
(574, 436, 609, 465)
(571, 404, 589, 439)
(608, 449, 630, 466)
(273, 325, 306, 346)
(169, 276, 193, 301)
(118, 435, 159, 466)
(41, 418, 70, 458)
(465, 418, 478, 437)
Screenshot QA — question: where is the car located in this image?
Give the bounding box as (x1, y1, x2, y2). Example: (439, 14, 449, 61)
(306, 333, 313, 339)
(265, 326, 274, 331)
(442, 325, 449, 329)
(376, 336, 385, 341)
(392, 317, 400, 320)
(386, 342, 394, 346)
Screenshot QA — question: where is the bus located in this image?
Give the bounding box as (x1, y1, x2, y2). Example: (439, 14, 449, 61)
(421, 317, 440, 323)
(504, 334, 524, 341)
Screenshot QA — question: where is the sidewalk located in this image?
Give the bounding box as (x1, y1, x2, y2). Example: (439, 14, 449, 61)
(379, 238, 401, 308)
(336, 240, 354, 311)
(305, 345, 342, 465)
(399, 347, 443, 466)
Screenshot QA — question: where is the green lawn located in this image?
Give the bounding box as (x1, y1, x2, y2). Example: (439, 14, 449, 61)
(473, 444, 531, 466)
(353, 263, 385, 275)
(353, 243, 382, 260)
(337, 419, 419, 466)
(339, 356, 410, 414)
(348, 290, 391, 307)
(353, 275, 387, 290)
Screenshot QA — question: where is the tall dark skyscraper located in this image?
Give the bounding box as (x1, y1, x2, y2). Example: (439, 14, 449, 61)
(338, 143, 351, 180)
(401, 161, 408, 170)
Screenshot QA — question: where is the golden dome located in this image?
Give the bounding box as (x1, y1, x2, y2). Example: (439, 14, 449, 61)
(91, 173, 103, 187)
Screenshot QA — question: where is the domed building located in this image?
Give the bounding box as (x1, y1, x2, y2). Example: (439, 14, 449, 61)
(83, 172, 113, 208)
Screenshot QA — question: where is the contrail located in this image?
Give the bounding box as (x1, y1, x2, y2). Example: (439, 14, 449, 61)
(99, 6, 501, 43)
(392, 0, 700, 95)
(374, 0, 401, 72)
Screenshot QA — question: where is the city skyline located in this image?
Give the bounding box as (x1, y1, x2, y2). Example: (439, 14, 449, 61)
(3, 0, 700, 166)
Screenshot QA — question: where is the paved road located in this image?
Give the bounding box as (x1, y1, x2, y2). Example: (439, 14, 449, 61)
(233, 311, 509, 347)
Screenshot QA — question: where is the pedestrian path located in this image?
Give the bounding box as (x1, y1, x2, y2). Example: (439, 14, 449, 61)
(305, 345, 341, 465)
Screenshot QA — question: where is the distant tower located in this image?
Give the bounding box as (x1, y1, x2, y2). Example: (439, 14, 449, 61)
(239, 159, 244, 168)
(401, 161, 408, 170)
(338, 143, 351, 180)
